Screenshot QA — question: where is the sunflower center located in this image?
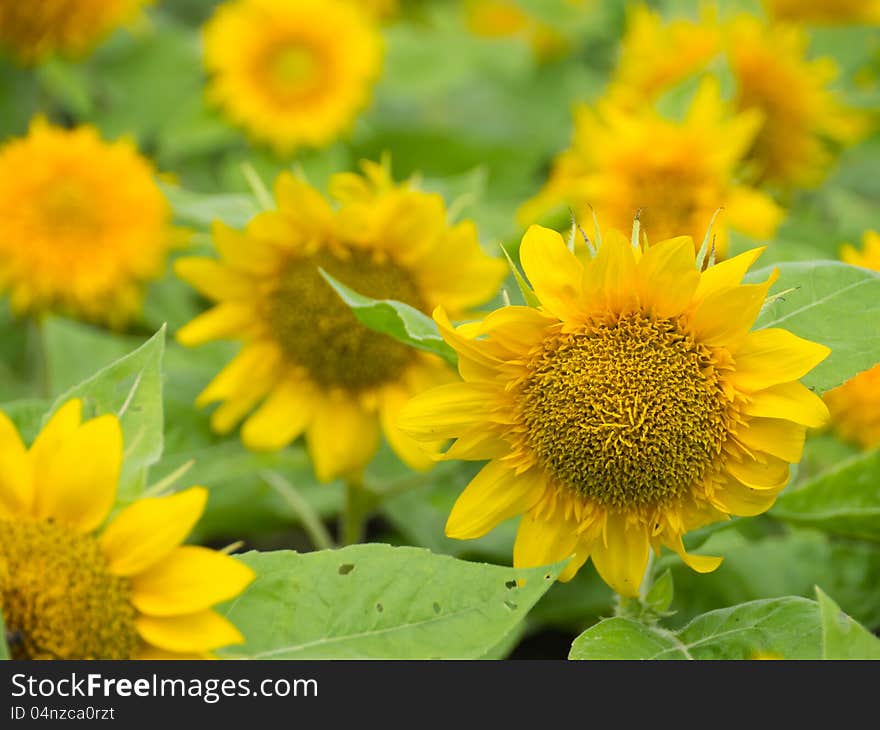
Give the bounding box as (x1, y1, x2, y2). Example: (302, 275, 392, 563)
(0, 520, 139, 660)
(265, 247, 425, 392)
(518, 312, 730, 508)
(266, 42, 320, 97)
(37, 180, 100, 237)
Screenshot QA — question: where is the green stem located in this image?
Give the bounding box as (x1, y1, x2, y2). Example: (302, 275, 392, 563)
(261, 471, 335, 551)
(340, 478, 368, 546)
(639, 551, 656, 604)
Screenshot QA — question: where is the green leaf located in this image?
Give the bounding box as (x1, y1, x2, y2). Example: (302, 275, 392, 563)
(0, 399, 51, 445)
(218, 545, 564, 659)
(320, 270, 458, 366)
(771, 450, 880, 541)
(0, 610, 9, 660)
(817, 587, 880, 659)
(645, 569, 674, 615)
(500, 245, 541, 308)
(48, 326, 166, 504)
(750, 262, 880, 394)
(570, 597, 823, 659)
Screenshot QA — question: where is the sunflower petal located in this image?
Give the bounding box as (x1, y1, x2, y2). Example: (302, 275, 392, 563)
(519, 225, 584, 321)
(725, 452, 790, 490)
(638, 235, 700, 317)
(712, 475, 779, 516)
(513, 505, 580, 578)
(744, 381, 829, 428)
(176, 303, 255, 346)
(306, 397, 379, 482)
(737, 417, 806, 463)
(241, 378, 316, 452)
(694, 247, 765, 302)
(136, 610, 245, 653)
(731, 328, 831, 392)
(689, 278, 775, 346)
(101, 487, 208, 577)
(446, 461, 545, 540)
(174, 257, 253, 302)
(590, 512, 649, 598)
(0, 410, 33, 519)
(132, 546, 255, 617)
(398, 382, 499, 441)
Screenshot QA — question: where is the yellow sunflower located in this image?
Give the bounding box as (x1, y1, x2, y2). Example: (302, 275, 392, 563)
(0, 118, 176, 327)
(727, 14, 867, 188)
(175, 161, 507, 483)
(763, 0, 880, 25)
(606, 6, 867, 190)
(0, 0, 151, 65)
(0, 399, 254, 659)
(823, 231, 880, 449)
(202, 0, 383, 154)
(518, 80, 782, 259)
(400, 224, 830, 596)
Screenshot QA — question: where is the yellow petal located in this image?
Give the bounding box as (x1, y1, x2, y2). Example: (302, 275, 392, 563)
(637, 236, 700, 317)
(744, 382, 829, 428)
(446, 462, 545, 540)
(590, 513, 649, 598)
(731, 329, 831, 392)
(132, 546, 255, 617)
(724, 185, 784, 240)
(34, 415, 122, 532)
(712, 476, 779, 517)
(582, 231, 638, 312)
(306, 397, 379, 482)
(398, 382, 499, 441)
(667, 535, 723, 574)
(136, 610, 244, 653)
(433, 307, 504, 383)
(513, 506, 580, 578)
(195, 342, 281, 407)
(241, 378, 316, 452)
(136, 647, 214, 660)
(474, 306, 555, 357)
(212, 221, 277, 274)
(29, 399, 82, 485)
(177, 303, 255, 347)
(380, 386, 437, 471)
(737, 417, 806, 463)
(174, 257, 253, 302)
(519, 225, 584, 321)
(694, 247, 765, 302)
(444, 427, 511, 461)
(689, 278, 775, 346)
(725, 452, 790, 490)
(101, 487, 208, 577)
(0, 410, 33, 519)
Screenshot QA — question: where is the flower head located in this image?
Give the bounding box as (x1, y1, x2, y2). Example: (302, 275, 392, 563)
(0, 0, 151, 65)
(519, 80, 782, 258)
(175, 161, 507, 483)
(0, 399, 254, 659)
(0, 118, 175, 327)
(763, 0, 880, 25)
(823, 231, 880, 449)
(203, 0, 383, 154)
(400, 223, 830, 596)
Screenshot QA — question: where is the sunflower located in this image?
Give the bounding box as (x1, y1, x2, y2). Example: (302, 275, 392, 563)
(606, 6, 866, 190)
(202, 0, 383, 154)
(0, 0, 151, 65)
(518, 80, 782, 259)
(823, 232, 880, 449)
(175, 162, 507, 483)
(399, 224, 830, 596)
(0, 399, 254, 659)
(727, 14, 867, 188)
(763, 0, 880, 25)
(0, 118, 175, 327)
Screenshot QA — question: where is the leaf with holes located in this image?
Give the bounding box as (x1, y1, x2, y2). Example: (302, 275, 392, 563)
(46, 326, 166, 504)
(217, 544, 564, 659)
(771, 450, 880, 541)
(749, 261, 880, 394)
(320, 270, 457, 366)
(570, 597, 824, 659)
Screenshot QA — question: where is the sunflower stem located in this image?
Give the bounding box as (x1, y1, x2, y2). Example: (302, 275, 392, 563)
(340, 478, 368, 546)
(261, 470, 335, 551)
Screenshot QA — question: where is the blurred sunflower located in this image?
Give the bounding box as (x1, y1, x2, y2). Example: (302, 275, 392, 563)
(202, 0, 383, 154)
(607, 6, 867, 190)
(400, 224, 830, 595)
(727, 14, 867, 188)
(518, 80, 782, 258)
(0, 118, 176, 327)
(176, 162, 506, 483)
(823, 231, 880, 449)
(763, 0, 880, 25)
(0, 0, 151, 65)
(0, 399, 254, 659)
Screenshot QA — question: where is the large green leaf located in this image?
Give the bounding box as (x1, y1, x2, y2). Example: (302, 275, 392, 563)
(750, 262, 880, 394)
(570, 597, 823, 659)
(218, 545, 564, 659)
(771, 450, 880, 541)
(817, 587, 880, 660)
(47, 326, 166, 504)
(320, 270, 457, 365)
